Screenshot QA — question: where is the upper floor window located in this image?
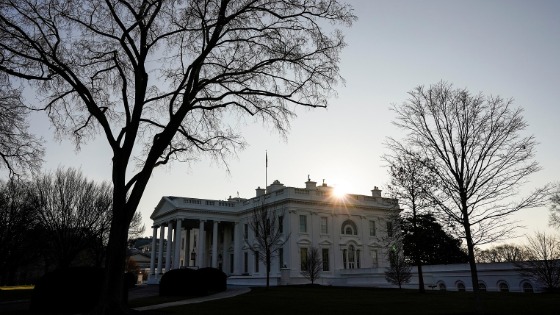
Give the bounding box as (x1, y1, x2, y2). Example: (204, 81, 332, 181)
(369, 220, 376, 236)
(386, 221, 393, 237)
(299, 215, 307, 233)
(244, 224, 249, 240)
(321, 217, 328, 234)
(341, 219, 358, 235)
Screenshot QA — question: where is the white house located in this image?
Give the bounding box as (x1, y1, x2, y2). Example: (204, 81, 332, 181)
(147, 178, 399, 285)
(147, 178, 540, 292)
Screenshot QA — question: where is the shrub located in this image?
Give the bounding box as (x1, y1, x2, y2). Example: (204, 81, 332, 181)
(159, 268, 203, 296)
(124, 271, 137, 288)
(198, 267, 227, 293)
(30, 266, 104, 313)
(159, 267, 227, 297)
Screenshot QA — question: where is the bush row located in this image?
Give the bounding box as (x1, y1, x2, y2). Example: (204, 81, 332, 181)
(159, 267, 227, 297)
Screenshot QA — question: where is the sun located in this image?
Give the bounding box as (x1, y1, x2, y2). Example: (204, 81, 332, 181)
(332, 184, 349, 198)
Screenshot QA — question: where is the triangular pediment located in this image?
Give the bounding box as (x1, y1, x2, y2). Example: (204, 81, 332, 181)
(150, 196, 180, 220)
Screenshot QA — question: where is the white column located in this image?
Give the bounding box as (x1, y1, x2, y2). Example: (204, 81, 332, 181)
(149, 226, 157, 276)
(157, 224, 165, 274)
(197, 220, 205, 267)
(174, 219, 182, 269)
(222, 225, 229, 272)
(165, 221, 173, 271)
(185, 228, 190, 267)
(233, 222, 241, 274)
(212, 221, 219, 268)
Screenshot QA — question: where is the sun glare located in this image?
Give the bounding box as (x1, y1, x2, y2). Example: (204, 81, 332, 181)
(332, 185, 349, 198)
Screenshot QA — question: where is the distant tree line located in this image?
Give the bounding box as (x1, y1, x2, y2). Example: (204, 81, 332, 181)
(0, 167, 144, 286)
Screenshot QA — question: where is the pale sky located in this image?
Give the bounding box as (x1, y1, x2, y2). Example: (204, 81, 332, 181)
(25, 0, 560, 244)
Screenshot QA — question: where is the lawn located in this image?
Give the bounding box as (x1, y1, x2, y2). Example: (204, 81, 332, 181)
(1, 285, 559, 314)
(160, 285, 559, 315)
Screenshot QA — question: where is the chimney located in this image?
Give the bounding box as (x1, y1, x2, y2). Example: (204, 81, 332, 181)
(371, 186, 382, 197)
(256, 187, 265, 197)
(305, 177, 317, 190)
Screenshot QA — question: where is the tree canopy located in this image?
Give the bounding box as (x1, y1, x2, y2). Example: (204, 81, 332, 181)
(401, 213, 468, 265)
(391, 81, 549, 293)
(0, 1, 355, 312)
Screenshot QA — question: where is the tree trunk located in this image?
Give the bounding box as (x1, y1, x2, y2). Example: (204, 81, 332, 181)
(93, 211, 129, 314)
(412, 206, 425, 293)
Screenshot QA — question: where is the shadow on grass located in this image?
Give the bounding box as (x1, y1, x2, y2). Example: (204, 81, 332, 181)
(160, 285, 560, 315)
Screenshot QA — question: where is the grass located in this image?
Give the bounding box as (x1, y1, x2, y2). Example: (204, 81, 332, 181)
(0, 286, 34, 302)
(2, 285, 559, 314)
(159, 285, 560, 315)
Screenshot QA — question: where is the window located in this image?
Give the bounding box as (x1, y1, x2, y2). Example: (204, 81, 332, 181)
(498, 281, 509, 292)
(300, 248, 308, 271)
(341, 220, 358, 235)
(244, 224, 249, 240)
(343, 245, 358, 269)
(457, 281, 466, 292)
(322, 248, 330, 271)
(299, 215, 307, 233)
(321, 217, 328, 234)
(255, 251, 260, 273)
(387, 221, 393, 237)
(478, 282, 486, 292)
(522, 282, 534, 293)
(230, 253, 234, 274)
(243, 252, 248, 273)
(371, 250, 378, 268)
(279, 248, 284, 270)
(181, 237, 185, 250)
(438, 282, 447, 291)
(369, 220, 376, 236)
(278, 215, 284, 233)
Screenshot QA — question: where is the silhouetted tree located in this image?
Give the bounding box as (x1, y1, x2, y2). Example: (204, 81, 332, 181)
(476, 244, 529, 263)
(301, 247, 322, 285)
(515, 232, 560, 291)
(401, 213, 468, 265)
(247, 204, 288, 288)
(0, 75, 44, 177)
(32, 168, 113, 269)
(0, 179, 39, 285)
(384, 148, 436, 292)
(0, 1, 355, 312)
(391, 81, 550, 293)
(550, 184, 560, 229)
(385, 241, 412, 289)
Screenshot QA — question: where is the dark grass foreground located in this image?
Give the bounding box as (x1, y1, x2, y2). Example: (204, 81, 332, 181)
(161, 285, 559, 315)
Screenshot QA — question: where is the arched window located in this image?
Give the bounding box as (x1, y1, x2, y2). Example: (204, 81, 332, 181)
(437, 282, 447, 291)
(522, 282, 534, 293)
(478, 282, 486, 292)
(498, 281, 509, 292)
(341, 220, 358, 235)
(456, 281, 466, 292)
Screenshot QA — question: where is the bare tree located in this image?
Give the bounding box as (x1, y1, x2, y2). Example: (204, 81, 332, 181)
(383, 147, 436, 292)
(300, 247, 322, 285)
(32, 168, 113, 269)
(391, 81, 550, 293)
(550, 183, 560, 229)
(516, 232, 560, 291)
(247, 204, 288, 288)
(384, 240, 412, 289)
(0, 179, 39, 285)
(0, 75, 43, 177)
(0, 1, 355, 312)
(476, 244, 529, 263)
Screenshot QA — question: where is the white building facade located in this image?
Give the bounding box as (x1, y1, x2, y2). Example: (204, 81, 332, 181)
(147, 178, 399, 286)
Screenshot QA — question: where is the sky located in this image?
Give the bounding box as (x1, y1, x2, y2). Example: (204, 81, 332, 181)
(24, 0, 560, 245)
